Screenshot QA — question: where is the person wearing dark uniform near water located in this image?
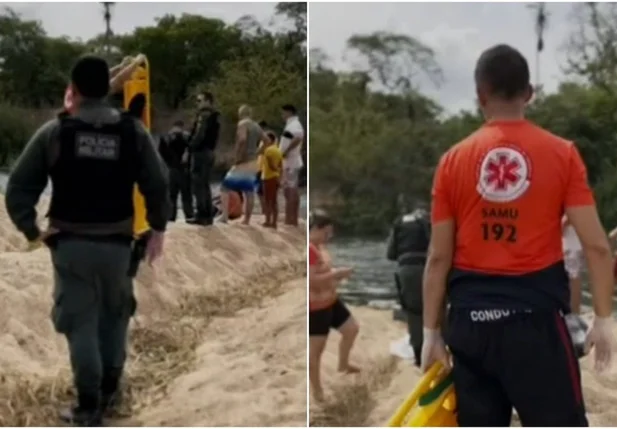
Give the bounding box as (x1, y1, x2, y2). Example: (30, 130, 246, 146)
(4, 56, 169, 426)
(159, 120, 193, 221)
(386, 201, 430, 368)
(187, 91, 220, 226)
(422, 44, 615, 427)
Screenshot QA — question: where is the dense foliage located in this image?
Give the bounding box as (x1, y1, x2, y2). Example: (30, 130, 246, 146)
(0, 3, 306, 169)
(310, 3, 617, 236)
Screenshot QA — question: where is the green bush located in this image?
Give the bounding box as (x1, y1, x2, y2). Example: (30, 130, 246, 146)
(0, 103, 33, 168)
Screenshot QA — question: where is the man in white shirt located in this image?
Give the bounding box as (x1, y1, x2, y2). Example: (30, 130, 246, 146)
(279, 104, 304, 226)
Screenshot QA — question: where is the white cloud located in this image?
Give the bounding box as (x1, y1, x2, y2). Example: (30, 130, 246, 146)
(1, 2, 278, 40)
(309, 2, 573, 113)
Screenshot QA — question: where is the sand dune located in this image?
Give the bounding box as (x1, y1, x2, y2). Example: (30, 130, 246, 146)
(0, 196, 307, 427)
(310, 306, 617, 427)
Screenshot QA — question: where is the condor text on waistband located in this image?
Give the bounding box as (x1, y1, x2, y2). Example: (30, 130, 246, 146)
(468, 309, 533, 322)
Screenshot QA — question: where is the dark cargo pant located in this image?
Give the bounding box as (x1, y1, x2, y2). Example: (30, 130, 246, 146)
(396, 264, 424, 365)
(169, 167, 194, 221)
(190, 150, 214, 222)
(447, 310, 587, 426)
(50, 238, 136, 404)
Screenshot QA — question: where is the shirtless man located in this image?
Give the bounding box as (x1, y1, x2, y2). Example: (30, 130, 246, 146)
(218, 105, 262, 224)
(308, 209, 359, 402)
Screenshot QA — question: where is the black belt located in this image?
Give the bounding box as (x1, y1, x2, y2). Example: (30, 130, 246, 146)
(398, 254, 427, 266)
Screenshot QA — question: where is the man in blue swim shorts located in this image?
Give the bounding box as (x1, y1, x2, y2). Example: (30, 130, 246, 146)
(218, 105, 264, 224)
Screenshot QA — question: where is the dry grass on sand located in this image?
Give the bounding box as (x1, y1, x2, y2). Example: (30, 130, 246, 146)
(0, 262, 304, 427)
(310, 356, 399, 427)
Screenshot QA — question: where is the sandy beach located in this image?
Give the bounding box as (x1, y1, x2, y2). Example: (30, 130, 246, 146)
(310, 306, 617, 427)
(0, 196, 307, 427)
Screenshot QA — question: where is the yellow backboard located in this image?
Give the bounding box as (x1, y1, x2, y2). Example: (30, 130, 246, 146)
(124, 59, 151, 236)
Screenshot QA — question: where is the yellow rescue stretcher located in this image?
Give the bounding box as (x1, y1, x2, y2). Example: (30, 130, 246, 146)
(123, 58, 151, 236)
(386, 362, 457, 427)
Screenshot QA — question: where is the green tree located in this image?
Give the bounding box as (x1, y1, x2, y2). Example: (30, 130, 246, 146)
(0, 6, 306, 171)
(310, 5, 617, 235)
(119, 14, 241, 108)
(210, 51, 305, 129)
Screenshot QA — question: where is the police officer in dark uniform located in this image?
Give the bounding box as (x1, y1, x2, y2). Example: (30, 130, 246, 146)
(5, 55, 169, 426)
(187, 91, 220, 226)
(159, 120, 194, 221)
(386, 199, 431, 367)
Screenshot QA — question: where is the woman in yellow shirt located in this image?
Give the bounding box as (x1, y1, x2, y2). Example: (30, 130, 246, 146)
(261, 131, 283, 228)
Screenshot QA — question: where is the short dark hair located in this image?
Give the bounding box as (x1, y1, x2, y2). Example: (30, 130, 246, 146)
(309, 209, 333, 230)
(258, 120, 268, 128)
(474, 44, 530, 100)
(266, 131, 277, 142)
(173, 120, 184, 127)
(71, 55, 110, 99)
(200, 91, 214, 103)
(282, 104, 297, 115)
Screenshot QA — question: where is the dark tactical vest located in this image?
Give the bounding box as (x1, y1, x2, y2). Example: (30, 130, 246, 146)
(48, 112, 139, 225)
(393, 210, 431, 265)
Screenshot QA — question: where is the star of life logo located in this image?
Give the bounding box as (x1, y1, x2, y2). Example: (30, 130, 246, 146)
(476, 146, 531, 203)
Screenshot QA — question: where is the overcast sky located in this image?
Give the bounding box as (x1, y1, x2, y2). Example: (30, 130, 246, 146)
(309, 2, 576, 114)
(3, 2, 278, 39)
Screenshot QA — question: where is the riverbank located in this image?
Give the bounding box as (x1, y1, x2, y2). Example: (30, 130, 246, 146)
(329, 238, 613, 312)
(309, 306, 617, 427)
(0, 195, 307, 426)
(0, 173, 308, 221)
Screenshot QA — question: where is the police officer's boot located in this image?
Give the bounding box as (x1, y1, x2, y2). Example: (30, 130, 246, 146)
(100, 368, 123, 416)
(186, 217, 211, 226)
(59, 393, 103, 427)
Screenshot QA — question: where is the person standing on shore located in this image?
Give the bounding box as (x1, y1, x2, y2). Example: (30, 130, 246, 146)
(218, 105, 262, 225)
(309, 209, 359, 402)
(422, 44, 615, 426)
(279, 104, 304, 226)
(5, 55, 169, 426)
(187, 91, 220, 226)
(261, 131, 283, 228)
(159, 120, 194, 221)
(386, 199, 431, 368)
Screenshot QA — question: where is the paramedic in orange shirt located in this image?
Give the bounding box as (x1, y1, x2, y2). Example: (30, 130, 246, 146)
(421, 44, 615, 427)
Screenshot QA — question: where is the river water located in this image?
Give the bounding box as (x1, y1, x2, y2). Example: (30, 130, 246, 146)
(329, 238, 614, 313)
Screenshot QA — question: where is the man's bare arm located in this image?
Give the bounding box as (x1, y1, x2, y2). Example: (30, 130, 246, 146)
(109, 57, 132, 78)
(567, 205, 614, 318)
(423, 220, 454, 329)
(109, 55, 146, 94)
(257, 140, 266, 156)
(309, 266, 349, 290)
(234, 122, 248, 165)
